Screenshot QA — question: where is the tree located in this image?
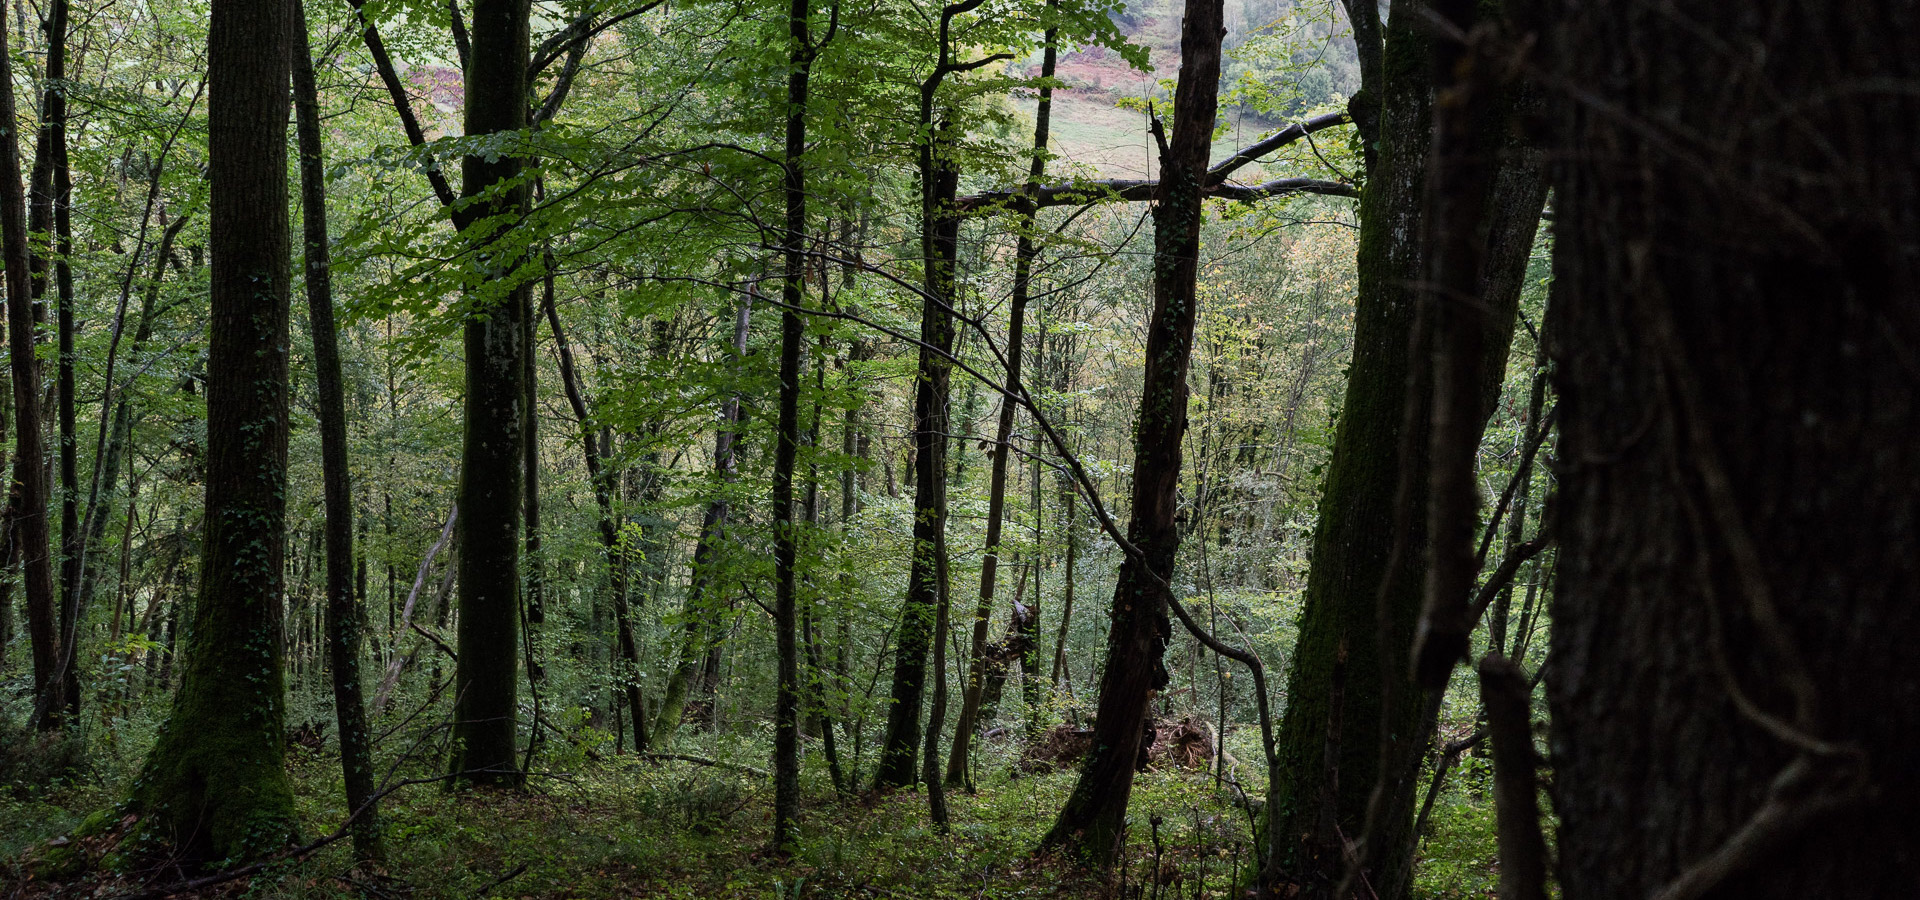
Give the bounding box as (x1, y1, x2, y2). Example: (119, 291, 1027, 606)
(36, 0, 82, 725)
(1262, 0, 1546, 892)
(1540, 1, 1920, 896)
(292, 0, 381, 862)
(449, 0, 531, 787)
(871, 0, 992, 790)
(1038, 0, 1224, 864)
(127, 0, 298, 861)
(0, 0, 58, 736)
(771, 0, 832, 850)
(945, 6, 1056, 790)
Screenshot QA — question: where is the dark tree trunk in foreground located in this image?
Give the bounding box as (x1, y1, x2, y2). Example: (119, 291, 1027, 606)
(130, 0, 298, 862)
(293, 0, 382, 862)
(873, 147, 959, 789)
(450, 0, 530, 787)
(1543, 2, 1920, 897)
(0, 0, 58, 735)
(874, 74, 966, 788)
(1264, 0, 1545, 892)
(1038, 0, 1222, 864)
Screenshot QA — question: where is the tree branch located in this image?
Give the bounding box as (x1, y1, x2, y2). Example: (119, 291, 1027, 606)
(958, 111, 1351, 210)
(346, 0, 459, 208)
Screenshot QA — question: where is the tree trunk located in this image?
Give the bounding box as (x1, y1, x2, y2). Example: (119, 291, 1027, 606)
(1, 0, 58, 734)
(35, 0, 81, 722)
(1542, 2, 1920, 896)
(770, 0, 817, 848)
(873, 121, 960, 789)
(1038, 0, 1223, 864)
(947, 14, 1057, 789)
(1264, 0, 1545, 891)
(293, 0, 382, 862)
(449, 0, 530, 787)
(130, 0, 298, 861)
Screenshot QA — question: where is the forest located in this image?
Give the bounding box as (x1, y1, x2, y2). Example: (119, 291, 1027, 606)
(0, 0, 1913, 897)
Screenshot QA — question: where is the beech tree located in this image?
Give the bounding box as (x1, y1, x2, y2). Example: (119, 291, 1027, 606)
(0, 0, 57, 736)
(127, 0, 298, 862)
(1038, 0, 1225, 864)
(448, 0, 532, 787)
(292, 0, 381, 862)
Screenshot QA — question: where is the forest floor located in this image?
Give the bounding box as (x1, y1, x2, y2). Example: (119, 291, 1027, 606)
(1, 730, 1261, 899)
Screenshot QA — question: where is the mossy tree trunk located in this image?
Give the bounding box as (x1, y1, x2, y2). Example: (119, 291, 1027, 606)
(873, 17, 978, 784)
(449, 0, 530, 787)
(129, 0, 298, 862)
(35, 0, 83, 724)
(1263, 0, 1545, 893)
(1543, 1, 1920, 895)
(873, 133, 959, 790)
(1037, 0, 1223, 865)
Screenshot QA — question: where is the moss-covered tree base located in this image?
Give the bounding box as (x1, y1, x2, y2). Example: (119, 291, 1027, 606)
(128, 691, 299, 866)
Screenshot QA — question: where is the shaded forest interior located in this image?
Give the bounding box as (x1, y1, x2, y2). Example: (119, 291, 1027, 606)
(1, 0, 1915, 898)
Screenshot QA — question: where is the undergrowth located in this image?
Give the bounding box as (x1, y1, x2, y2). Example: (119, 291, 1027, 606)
(2, 709, 1510, 898)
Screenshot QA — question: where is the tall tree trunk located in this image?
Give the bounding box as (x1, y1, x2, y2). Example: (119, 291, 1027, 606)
(873, 124, 960, 789)
(873, 5, 983, 783)
(129, 0, 298, 862)
(652, 295, 750, 747)
(449, 0, 530, 787)
(37, 0, 80, 720)
(946, 13, 1056, 789)
(771, 0, 819, 847)
(1542, 2, 1920, 897)
(2, 0, 62, 736)
(293, 0, 382, 862)
(1038, 0, 1223, 864)
(1050, 485, 1075, 691)
(1264, 0, 1545, 892)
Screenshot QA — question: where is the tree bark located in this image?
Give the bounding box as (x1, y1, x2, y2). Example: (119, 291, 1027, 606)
(1542, 2, 1920, 896)
(1038, 0, 1223, 865)
(129, 0, 298, 862)
(292, 0, 382, 862)
(34, 0, 82, 722)
(449, 0, 530, 787)
(1, 0, 58, 734)
(1264, 1, 1545, 892)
